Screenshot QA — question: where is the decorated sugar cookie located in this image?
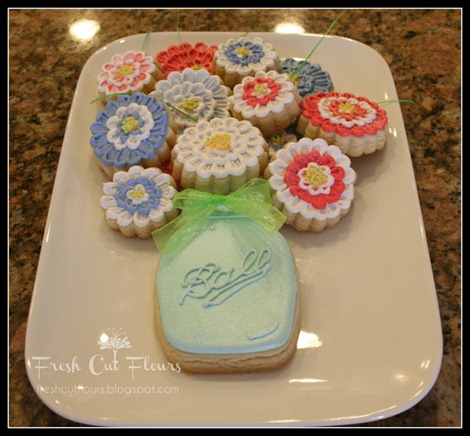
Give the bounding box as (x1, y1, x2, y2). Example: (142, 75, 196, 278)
(297, 91, 388, 157)
(90, 93, 178, 178)
(229, 70, 303, 137)
(171, 117, 268, 195)
(213, 36, 281, 89)
(265, 137, 357, 232)
(152, 178, 300, 374)
(152, 67, 231, 132)
(280, 58, 334, 98)
(100, 165, 179, 239)
(156, 42, 218, 78)
(96, 51, 164, 104)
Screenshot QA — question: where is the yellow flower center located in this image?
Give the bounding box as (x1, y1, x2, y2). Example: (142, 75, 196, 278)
(304, 165, 328, 187)
(117, 64, 134, 77)
(121, 116, 140, 134)
(339, 101, 356, 115)
(254, 83, 270, 97)
(204, 134, 232, 152)
(179, 97, 199, 113)
(191, 64, 202, 71)
(126, 184, 148, 203)
(236, 46, 252, 57)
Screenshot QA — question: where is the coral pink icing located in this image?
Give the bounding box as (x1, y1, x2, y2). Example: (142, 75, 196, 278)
(98, 51, 156, 94)
(242, 77, 282, 107)
(301, 92, 388, 137)
(156, 42, 218, 77)
(283, 150, 346, 210)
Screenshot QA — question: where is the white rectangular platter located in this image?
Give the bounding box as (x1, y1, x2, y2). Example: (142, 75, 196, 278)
(25, 32, 443, 427)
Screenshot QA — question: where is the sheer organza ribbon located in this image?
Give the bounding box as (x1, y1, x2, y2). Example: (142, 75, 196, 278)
(152, 178, 286, 253)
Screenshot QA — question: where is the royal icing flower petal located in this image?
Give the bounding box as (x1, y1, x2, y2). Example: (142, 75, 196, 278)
(268, 138, 357, 219)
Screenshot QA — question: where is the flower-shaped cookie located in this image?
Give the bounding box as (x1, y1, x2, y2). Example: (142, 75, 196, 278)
(213, 37, 280, 88)
(171, 117, 268, 194)
(230, 70, 302, 137)
(266, 137, 356, 232)
(297, 91, 388, 157)
(152, 68, 231, 132)
(280, 58, 334, 98)
(90, 93, 177, 178)
(100, 165, 179, 238)
(96, 51, 164, 104)
(156, 42, 218, 77)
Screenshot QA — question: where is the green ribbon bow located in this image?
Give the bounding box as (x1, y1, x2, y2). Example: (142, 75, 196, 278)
(152, 178, 286, 253)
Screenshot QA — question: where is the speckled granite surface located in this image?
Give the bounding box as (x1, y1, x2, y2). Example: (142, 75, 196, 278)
(9, 8, 461, 427)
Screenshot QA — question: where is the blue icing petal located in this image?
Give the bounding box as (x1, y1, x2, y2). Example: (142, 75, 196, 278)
(90, 122, 109, 135)
(127, 150, 143, 166)
(137, 140, 157, 159)
(93, 141, 114, 158)
(116, 94, 131, 106)
(89, 92, 171, 167)
(104, 100, 120, 116)
(94, 111, 110, 124)
(146, 97, 159, 112)
(148, 133, 165, 149)
(113, 177, 162, 215)
(90, 132, 109, 147)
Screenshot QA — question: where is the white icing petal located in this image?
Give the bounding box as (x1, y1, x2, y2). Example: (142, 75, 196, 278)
(102, 182, 117, 196)
(100, 195, 117, 209)
(149, 208, 165, 223)
(173, 117, 266, 178)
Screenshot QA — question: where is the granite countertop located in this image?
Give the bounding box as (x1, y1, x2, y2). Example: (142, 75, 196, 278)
(8, 8, 461, 427)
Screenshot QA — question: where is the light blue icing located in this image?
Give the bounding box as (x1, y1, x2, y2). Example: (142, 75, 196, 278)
(89, 93, 169, 168)
(247, 321, 280, 341)
(281, 58, 333, 98)
(156, 216, 298, 354)
(179, 248, 272, 308)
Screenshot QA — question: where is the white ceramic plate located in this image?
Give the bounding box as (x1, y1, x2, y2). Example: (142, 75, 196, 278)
(25, 32, 443, 427)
